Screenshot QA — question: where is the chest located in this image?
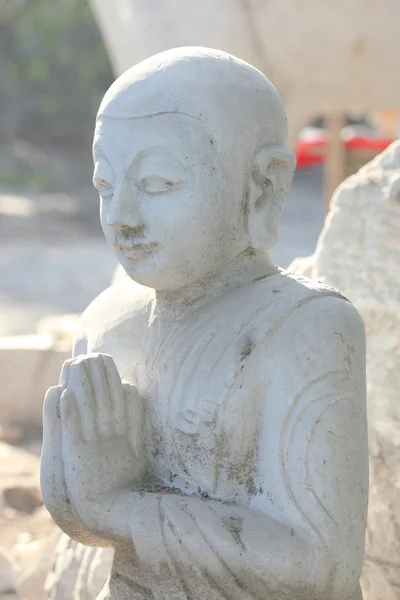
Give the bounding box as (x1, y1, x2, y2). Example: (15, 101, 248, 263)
(96, 308, 267, 499)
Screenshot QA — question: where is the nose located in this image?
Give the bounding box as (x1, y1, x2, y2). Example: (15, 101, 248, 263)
(107, 177, 145, 231)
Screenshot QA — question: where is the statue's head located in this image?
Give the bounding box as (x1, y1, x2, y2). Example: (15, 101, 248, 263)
(93, 47, 295, 290)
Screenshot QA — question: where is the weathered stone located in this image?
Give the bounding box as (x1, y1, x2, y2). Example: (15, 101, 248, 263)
(0, 442, 40, 493)
(0, 335, 69, 429)
(3, 486, 43, 514)
(0, 443, 59, 600)
(41, 48, 368, 600)
(45, 537, 113, 600)
(0, 550, 17, 594)
(290, 141, 400, 600)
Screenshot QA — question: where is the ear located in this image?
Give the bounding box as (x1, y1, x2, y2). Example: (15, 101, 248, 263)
(247, 145, 296, 250)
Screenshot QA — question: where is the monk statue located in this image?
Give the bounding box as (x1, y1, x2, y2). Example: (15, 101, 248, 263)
(41, 47, 368, 600)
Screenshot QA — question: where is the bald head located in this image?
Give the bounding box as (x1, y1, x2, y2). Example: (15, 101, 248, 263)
(94, 48, 295, 290)
(97, 47, 288, 151)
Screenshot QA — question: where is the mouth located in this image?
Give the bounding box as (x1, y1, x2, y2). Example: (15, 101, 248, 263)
(114, 241, 158, 260)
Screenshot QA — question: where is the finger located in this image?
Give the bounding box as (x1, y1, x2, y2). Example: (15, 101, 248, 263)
(102, 355, 125, 435)
(124, 383, 143, 456)
(67, 358, 96, 442)
(41, 386, 75, 525)
(59, 389, 86, 518)
(58, 359, 74, 387)
(86, 354, 113, 437)
(43, 385, 63, 423)
(60, 387, 84, 450)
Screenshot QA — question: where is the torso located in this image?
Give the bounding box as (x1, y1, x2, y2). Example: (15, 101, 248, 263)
(79, 272, 342, 504)
(78, 274, 363, 600)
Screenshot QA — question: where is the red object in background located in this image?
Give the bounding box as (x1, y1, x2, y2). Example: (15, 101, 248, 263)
(295, 130, 394, 169)
(295, 133, 326, 168)
(345, 136, 394, 152)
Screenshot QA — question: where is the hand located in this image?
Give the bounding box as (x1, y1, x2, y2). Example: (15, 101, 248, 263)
(41, 353, 144, 542)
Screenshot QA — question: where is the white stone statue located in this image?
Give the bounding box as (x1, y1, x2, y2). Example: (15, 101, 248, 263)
(41, 47, 368, 600)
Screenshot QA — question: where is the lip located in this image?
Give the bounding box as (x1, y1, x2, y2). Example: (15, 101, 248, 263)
(114, 241, 157, 260)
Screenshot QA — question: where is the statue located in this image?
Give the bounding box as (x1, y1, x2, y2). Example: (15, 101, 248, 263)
(41, 47, 368, 600)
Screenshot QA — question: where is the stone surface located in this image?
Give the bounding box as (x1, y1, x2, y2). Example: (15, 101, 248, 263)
(0, 335, 70, 429)
(45, 537, 113, 600)
(0, 550, 18, 594)
(0, 443, 59, 600)
(41, 48, 368, 600)
(289, 141, 400, 600)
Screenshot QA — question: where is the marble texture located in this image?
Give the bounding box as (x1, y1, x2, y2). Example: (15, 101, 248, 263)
(0, 335, 69, 429)
(41, 48, 368, 600)
(290, 141, 400, 600)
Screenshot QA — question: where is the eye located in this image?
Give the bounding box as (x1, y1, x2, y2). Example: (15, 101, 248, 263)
(93, 177, 114, 200)
(140, 175, 184, 195)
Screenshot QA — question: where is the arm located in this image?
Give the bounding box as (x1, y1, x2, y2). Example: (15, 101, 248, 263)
(98, 488, 315, 598)
(254, 294, 368, 598)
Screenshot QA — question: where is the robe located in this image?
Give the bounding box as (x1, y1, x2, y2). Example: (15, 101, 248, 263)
(77, 272, 367, 600)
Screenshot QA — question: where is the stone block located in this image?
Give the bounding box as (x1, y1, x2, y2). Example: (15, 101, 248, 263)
(0, 335, 69, 429)
(290, 141, 400, 600)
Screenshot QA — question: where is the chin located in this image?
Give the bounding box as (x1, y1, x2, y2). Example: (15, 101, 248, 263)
(116, 249, 216, 292)
(123, 263, 200, 292)
(118, 256, 167, 290)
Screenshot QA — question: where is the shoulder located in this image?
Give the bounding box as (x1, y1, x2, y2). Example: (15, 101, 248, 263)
(251, 273, 365, 359)
(277, 278, 366, 378)
(271, 272, 362, 323)
(252, 271, 361, 321)
(294, 279, 364, 344)
(73, 278, 155, 355)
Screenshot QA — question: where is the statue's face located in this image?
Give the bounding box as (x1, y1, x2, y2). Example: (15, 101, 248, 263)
(93, 114, 247, 290)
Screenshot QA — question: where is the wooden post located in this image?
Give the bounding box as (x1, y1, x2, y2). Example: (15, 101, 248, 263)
(324, 113, 346, 215)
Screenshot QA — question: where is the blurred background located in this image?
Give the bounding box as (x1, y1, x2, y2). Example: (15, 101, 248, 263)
(0, 1, 399, 599)
(0, 0, 115, 337)
(2, 0, 399, 338)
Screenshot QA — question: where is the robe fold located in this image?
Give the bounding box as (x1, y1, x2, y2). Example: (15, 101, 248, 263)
(80, 273, 367, 600)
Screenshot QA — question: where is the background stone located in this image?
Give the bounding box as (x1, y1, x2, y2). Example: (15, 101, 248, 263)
(0, 443, 59, 600)
(290, 141, 400, 600)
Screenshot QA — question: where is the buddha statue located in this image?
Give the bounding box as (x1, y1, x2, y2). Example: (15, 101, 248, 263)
(41, 47, 368, 600)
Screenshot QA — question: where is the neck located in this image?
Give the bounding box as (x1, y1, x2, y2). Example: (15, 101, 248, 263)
(155, 249, 279, 311)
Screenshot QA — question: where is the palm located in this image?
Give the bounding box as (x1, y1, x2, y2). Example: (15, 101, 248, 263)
(62, 416, 136, 503)
(58, 354, 145, 531)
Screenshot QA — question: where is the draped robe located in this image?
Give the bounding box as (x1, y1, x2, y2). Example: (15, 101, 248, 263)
(76, 272, 367, 600)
